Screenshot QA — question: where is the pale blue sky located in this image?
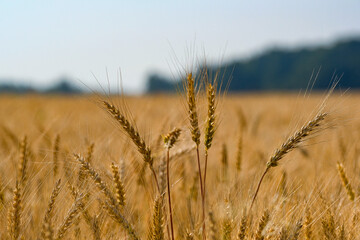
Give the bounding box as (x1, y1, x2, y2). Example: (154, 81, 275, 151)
(1, 0, 360, 93)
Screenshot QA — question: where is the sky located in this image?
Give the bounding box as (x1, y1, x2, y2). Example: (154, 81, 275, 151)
(1, 0, 360, 93)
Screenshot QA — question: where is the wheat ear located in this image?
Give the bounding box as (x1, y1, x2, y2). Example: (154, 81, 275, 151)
(204, 83, 216, 151)
(103, 101, 160, 192)
(237, 213, 247, 240)
(222, 218, 232, 240)
(186, 73, 201, 146)
(337, 162, 355, 201)
(75, 154, 138, 239)
(321, 208, 337, 240)
(304, 209, 312, 240)
(55, 195, 84, 240)
(250, 112, 327, 210)
(111, 163, 126, 206)
(255, 210, 270, 240)
(8, 182, 22, 240)
(203, 83, 216, 240)
(41, 179, 61, 240)
(103, 101, 153, 166)
(186, 73, 206, 240)
(68, 183, 101, 240)
(151, 197, 165, 240)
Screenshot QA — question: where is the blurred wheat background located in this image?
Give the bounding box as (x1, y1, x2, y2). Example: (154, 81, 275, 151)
(1, 1, 360, 239)
(0, 87, 359, 239)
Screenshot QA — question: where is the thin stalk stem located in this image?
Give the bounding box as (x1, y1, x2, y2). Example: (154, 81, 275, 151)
(195, 146, 206, 240)
(150, 166, 161, 194)
(202, 151, 209, 240)
(249, 167, 270, 212)
(196, 146, 204, 198)
(166, 149, 175, 240)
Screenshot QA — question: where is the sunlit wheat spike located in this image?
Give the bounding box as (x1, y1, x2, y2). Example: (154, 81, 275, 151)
(290, 219, 303, 240)
(55, 195, 84, 240)
(322, 209, 337, 240)
(222, 217, 232, 240)
(237, 213, 247, 240)
(41, 179, 61, 240)
(163, 128, 181, 149)
(250, 112, 327, 210)
(151, 197, 164, 240)
(304, 209, 312, 240)
(186, 73, 201, 146)
(75, 154, 138, 239)
(255, 209, 270, 240)
(75, 154, 118, 208)
(8, 182, 22, 240)
(337, 162, 355, 201)
(204, 83, 216, 150)
(103, 201, 139, 240)
(111, 163, 126, 206)
(147, 221, 154, 240)
(267, 112, 327, 168)
(158, 158, 166, 194)
(67, 183, 101, 240)
(103, 100, 153, 166)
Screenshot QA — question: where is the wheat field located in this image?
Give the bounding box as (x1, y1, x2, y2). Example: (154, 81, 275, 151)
(0, 83, 359, 239)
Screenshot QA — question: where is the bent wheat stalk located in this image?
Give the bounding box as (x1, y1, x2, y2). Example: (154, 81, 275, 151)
(103, 101, 160, 193)
(250, 112, 327, 210)
(163, 128, 181, 240)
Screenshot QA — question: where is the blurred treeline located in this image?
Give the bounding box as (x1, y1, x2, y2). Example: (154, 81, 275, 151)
(147, 38, 360, 93)
(0, 78, 81, 94)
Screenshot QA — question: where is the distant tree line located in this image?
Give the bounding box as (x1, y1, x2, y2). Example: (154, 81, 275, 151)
(0, 78, 82, 94)
(146, 38, 360, 93)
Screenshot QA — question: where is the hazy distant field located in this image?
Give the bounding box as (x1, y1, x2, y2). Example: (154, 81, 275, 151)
(0, 93, 359, 239)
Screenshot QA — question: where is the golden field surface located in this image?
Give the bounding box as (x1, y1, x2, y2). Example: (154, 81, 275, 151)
(0, 93, 359, 240)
